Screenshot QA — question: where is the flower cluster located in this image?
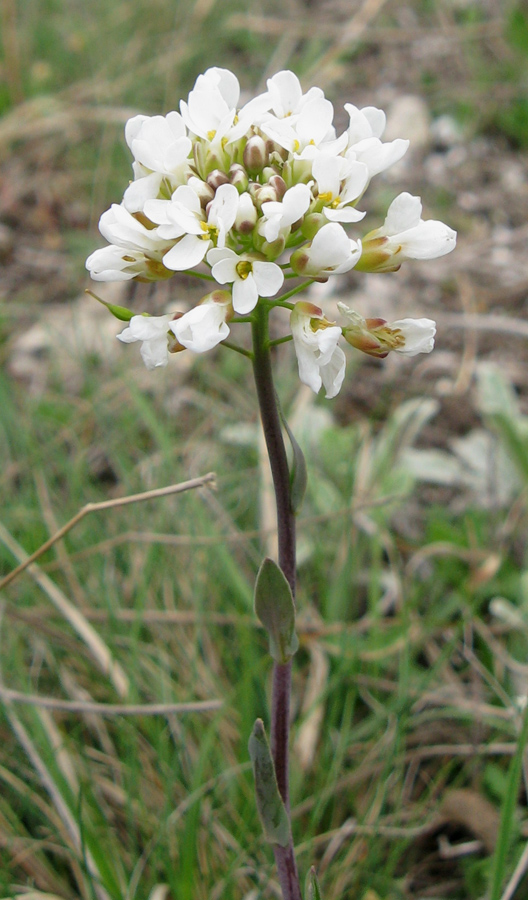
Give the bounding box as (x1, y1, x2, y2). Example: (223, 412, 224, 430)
(86, 67, 456, 394)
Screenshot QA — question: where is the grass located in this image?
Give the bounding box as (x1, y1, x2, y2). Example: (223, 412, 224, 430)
(2, 0, 528, 897)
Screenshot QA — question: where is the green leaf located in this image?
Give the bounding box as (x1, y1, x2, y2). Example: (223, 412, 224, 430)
(306, 866, 323, 899)
(85, 289, 134, 322)
(248, 719, 290, 847)
(254, 558, 299, 663)
(277, 394, 308, 514)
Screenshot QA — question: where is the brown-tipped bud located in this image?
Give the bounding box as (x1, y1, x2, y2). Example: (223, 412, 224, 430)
(229, 163, 249, 193)
(268, 174, 287, 200)
(234, 193, 257, 234)
(260, 234, 286, 261)
(261, 166, 278, 182)
(301, 213, 325, 241)
(253, 185, 278, 209)
(265, 139, 288, 162)
(243, 135, 268, 175)
(289, 248, 310, 277)
(187, 176, 215, 208)
(206, 169, 230, 191)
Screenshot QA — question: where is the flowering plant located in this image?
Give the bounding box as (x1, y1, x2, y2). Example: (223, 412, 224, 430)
(87, 67, 456, 898)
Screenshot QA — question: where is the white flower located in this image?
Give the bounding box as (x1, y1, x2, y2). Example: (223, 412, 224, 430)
(170, 291, 232, 353)
(344, 104, 409, 177)
(263, 70, 325, 119)
(124, 112, 192, 178)
(290, 302, 345, 398)
(259, 183, 312, 243)
(312, 155, 368, 223)
(180, 67, 268, 146)
(117, 315, 172, 369)
(338, 303, 436, 358)
(123, 172, 165, 214)
(260, 95, 337, 156)
(290, 222, 362, 278)
(207, 248, 284, 314)
(98, 204, 170, 254)
(145, 183, 239, 271)
(358, 192, 457, 271)
(86, 245, 152, 282)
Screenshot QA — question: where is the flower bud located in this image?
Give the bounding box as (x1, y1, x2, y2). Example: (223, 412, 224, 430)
(229, 163, 249, 193)
(260, 234, 286, 261)
(187, 176, 215, 208)
(267, 174, 287, 200)
(265, 139, 288, 162)
(252, 185, 278, 209)
(234, 193, 258, 234)
(206, 169, 230, 191)
(243, 135, 268, 175)
(289, 248, 312, 278)
(301, 213, 325, 241)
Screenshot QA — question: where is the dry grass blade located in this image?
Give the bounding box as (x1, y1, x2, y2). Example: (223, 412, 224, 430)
(0, 472, 216, 591)
(0, 687, 222, 716)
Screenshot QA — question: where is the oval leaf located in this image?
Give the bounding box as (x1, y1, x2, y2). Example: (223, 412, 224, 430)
(254, 558, 299, 663)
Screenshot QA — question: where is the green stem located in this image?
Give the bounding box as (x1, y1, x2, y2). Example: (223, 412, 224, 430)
(251, 302, 302, 900)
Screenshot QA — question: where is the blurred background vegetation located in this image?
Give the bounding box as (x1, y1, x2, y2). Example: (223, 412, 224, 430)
(1, 1, 528, 898)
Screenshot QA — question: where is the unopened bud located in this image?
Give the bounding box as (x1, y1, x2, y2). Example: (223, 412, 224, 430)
(187, 176, 215, 208)
(234, 193, 257, 234)
(207, 169, 230, 191)
(253, 185, 278, 209)
(301, 213, 325, 241)
(229, 163, 249, 193)
(265, 139, 288, 162)
(289, 248, 310, 277)
(243, 135, 268, 175)
(268, 174, 287, 200)
(260, 234, 286, 261)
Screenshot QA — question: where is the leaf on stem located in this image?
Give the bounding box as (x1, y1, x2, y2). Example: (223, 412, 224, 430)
(248, 718, 290, 847)
(306, 866, 323, 899)
(277, 398, 308, 514)
(254, 558, 299, 664)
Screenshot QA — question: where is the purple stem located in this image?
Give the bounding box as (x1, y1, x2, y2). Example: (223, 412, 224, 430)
(252, 306, 302, 900)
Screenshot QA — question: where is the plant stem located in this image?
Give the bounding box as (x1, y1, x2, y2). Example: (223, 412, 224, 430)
(251, 303, 302, 900)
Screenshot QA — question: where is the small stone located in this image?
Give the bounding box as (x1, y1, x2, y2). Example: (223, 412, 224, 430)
(385, 95, 431, 150)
